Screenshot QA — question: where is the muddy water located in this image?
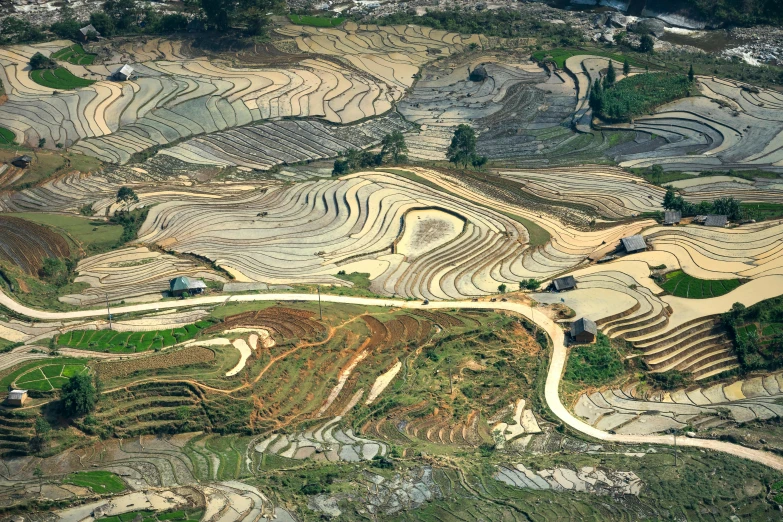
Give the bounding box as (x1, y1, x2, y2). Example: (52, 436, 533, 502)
(659, 29, 745, 53)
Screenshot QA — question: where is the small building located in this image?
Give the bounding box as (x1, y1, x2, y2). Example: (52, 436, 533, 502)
(6, 389, 28, 407)
(113, 64, 135, 82)
(621, 234, 646, 254)
(552, 275, 577, 292)
(663, 210, 681, 226)
(170, 276, 206, 297)
(79, 24, 99, 40)
(11, 155, 32, 168)
(570, 318, 597, 344)
(704, 215, 728, 228)
(469, 64, 488, 82)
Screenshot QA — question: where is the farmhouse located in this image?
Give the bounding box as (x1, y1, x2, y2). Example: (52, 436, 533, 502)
(170, 276, 206, 297)
(704, 215, 728, 228)
(79, 24, 99, 40)
(621, 234, 646, 254)
(570, 318, 597, 344)
(11, 155, 31, 168)
(113, 64, 134, 81)
(5, 389, 28, 407)
(552, 275, 577, 292)
(664, 210, 681, 225)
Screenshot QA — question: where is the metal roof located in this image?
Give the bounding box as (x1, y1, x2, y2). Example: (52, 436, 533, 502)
(571, 317, 597, 337)
(704, 215, 728, 227)
(80, 24, 98, 35)
(116, 64, 134, 78)
(170, 276, 206, 292)
(621, 234, 646, 253)
(664, 210, 681, 224)
(553, 275, 577, 291)
(8, 390, 27, 399)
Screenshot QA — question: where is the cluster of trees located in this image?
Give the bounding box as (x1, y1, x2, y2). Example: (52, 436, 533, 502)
(446, 124, 487, 169)
(663, 188, 743, 220)
(29, 52, 58, 70)
(1, 0, 282, 45)
(590, 71, 692, 122)
(723, 300, 783, 373)
(688, 0, 782, 27)
(332, 131, 408, 175)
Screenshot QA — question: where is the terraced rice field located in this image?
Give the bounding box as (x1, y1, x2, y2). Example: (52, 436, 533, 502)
(660, 270, 741, 298)
(0, 215, 70, 275)
(288, 14, 345, 27)
(30, 67, 96, 89)
(63, 470, 125, 493)
(51, 44, 96, 65)
(13, 362, 88, 391)
(57, 320, 214, 353)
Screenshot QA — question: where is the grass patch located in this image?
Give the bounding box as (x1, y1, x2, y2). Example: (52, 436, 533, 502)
(57, 321, 215, 353)
(740, 202, 783, 221)
(564, 333, 623, 386)
(0, 357, 90, 391)
(30, 67, 96, 90)
(288, 14, 344, 26)
(660, 270, 741, 299)
(12, 363, 88, 391)
(0, 126, 15, 144)
(381, 168, 551, 248)
(6, 213, 123, 254)
(0, 144, 103, 189)
(51, 43, 96, 65)
(598, 73, 693, 122)
(64, 470, 126, 493)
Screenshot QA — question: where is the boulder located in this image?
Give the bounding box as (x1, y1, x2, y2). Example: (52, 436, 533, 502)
(607, 13, 628, 28)
(629, 18, 666, 38)
(469, 65, 488, 82)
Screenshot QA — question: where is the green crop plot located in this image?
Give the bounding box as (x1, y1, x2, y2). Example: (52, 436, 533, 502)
(30, 67, 96, 90)
(57, 320, 215, 353)
(660, 270, 741, 299)
(64, 470, 126, 493)
(0, 126, 15, 144)
(12, 363, 88, 391)
(288, 14, 345, 26)
(51, 44, 96, 65)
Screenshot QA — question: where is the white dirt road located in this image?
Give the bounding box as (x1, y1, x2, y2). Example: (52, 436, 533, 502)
(4, 289, 783, 470)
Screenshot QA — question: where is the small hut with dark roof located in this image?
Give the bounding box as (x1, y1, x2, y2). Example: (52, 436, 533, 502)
(570, 317, 597, 344)
(79, 24, 99, 40)
(552, 275, 577, 292)
(704, 215, 728, 227)
(469, 64, 488, 82)
(664, 210, 681, 225)
(12, 155, 32, 168)
(621, 234, 646, 254)
(169, 276, 206, 297)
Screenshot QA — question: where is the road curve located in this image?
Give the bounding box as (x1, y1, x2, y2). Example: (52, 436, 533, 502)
(4, 290, 783, 470)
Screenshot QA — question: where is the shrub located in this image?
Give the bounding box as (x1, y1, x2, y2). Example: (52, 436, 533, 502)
(564, 334, 623, 385)
(29, 52, 56, 70)
(598, 73, 691, 122)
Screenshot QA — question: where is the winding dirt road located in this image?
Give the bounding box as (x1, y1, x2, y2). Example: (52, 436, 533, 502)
(4, 290, 783, 470)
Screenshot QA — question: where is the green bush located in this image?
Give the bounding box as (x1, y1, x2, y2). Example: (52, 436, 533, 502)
(564, 334, 623, 385)
(598, 73, 692, 122)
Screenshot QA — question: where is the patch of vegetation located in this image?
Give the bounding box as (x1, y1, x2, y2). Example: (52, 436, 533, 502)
(7, 212, 123, 254)
(109, 207, 150, 247)
(659, 270, 741, 299)
(288, 14, 344, 27)
(740, 202, 783, 222)
(63, 470, 126, 494)
(51, 43, 96, 65)
(594, 73, 693, 122)
(531, 48, 642, 70)
(647, 369, 690, 390)
(30, 67, 96, 90)
(723, 299, 783, 372)
(13, 363, 88, 391)
(564, 333, 624, 386)
(57, 320, 215, 353)
(0, 127, 15, 145)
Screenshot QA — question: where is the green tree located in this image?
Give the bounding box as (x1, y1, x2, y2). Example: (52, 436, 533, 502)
(103, 0, 141, 32)
(623, 58, 630, 76)
(498, 283, 507, 293)
(380, 131, 408, 164)
(29, 52, 56, 70)
(89, 12, 116, 37)
(712, 196, 741, 221)
(605, 60, 616, 87)
(40, 257, 68, 285)
(116, 186, 139, 206)
(60, 373, 96, 418)
(639, 34, 654, 53)
(588, 78, 603, 113)
(650, 164, 663, 183)
(688, 63, 695, 82)
(447, 124, 477, 168)
(29, 417, 52, 454)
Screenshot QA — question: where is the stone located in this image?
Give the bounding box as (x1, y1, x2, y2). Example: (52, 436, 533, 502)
(629, 18, 666, 38)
